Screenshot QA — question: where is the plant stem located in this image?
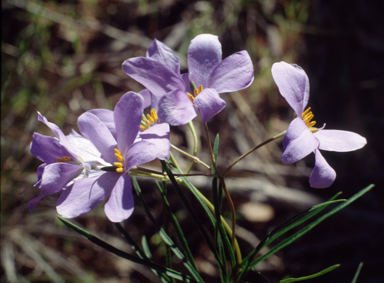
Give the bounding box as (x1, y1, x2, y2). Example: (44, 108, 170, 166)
(171, 144, 210, 170)
(223, 130, 286, 176)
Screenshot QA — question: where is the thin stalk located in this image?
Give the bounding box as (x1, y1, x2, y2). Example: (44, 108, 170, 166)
(223, 130, 286, 176)
(170, 151, 183, 172)
(203, 123, 239, 264)
(180, 174, 242, 263)
(171, 144, 210, 170)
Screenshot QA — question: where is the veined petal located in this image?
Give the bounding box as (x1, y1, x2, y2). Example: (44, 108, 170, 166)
(188, 34, 222, 87)
(194, 88, 227, 122)
(157, 90, 197, 126)
(314, 129, 367, 152)
(57, 173, 118, 218)
(126, 140, 159, 170)
(104, 174, 134, 222)
(34, 164, 46, 187)
(31, 133, 77, 163)
(88, 109, 116, 139)
(122, 57, 185, 94)
(309, 149, 336, 188)
(271, 62, 310, 116)
(37, 112, 71, 150)
(139, 123, 170, 160)
(282, 117, 319, 163)
(66, 131, 107, 165)
(181, 73, 192, 94)
(78, 112, 117, 164)
(208, 51, 254, 93)
(146, 39, 180, 74)
(139, 89, 153, 109)
(40, 163, 84, 193)
(114, 92, 143, 155)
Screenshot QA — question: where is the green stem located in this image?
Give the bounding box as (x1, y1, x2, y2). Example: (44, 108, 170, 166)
(186, 121, 199, 174)
(171, 144, 210, 170)
(223, 130, 286, 176)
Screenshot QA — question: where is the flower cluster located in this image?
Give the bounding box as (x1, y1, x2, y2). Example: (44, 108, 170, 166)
(30, 35, 367, 223)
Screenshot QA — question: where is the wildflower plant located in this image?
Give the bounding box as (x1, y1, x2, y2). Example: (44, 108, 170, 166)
(29, 34, 372, 282)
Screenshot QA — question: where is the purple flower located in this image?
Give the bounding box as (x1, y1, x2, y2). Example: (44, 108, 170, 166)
(29, 113, 104, 211)
(57, 92, 170, 222)
(272, 61, 367, 188)
(122, 34, 254, 124)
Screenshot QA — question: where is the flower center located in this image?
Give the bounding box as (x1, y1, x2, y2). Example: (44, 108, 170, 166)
(55, 156, 71, 162)
(114, 147, 124, 173)
(302, 107, 317, 133)
(140, 109, 158, 131)
(188, 84, 203, 102)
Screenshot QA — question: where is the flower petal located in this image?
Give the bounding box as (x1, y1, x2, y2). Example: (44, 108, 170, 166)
(88, 109, 116, 139)
(37, 112, 71, 150)
(28, 191, 48, 212)
(188, 34, 222, 87)
(40, 163, 83, 193)
(57, 173, 118, 218)
(139, 123, 170, 160)
(104, 174, 134, 222)
(34, 164, 46, 187)
(122, 57, 185, 94)
(126, 140, 159, 170)
(146, 39, 180, 74)
(139, 89, 153, 109)
(271, 62, 310, 116)
(157, 90, 197, 126)
(208, 51, 254, 93)
(314, 129, 367, 152)
(31, 133, 77, 163)
(194, 88, 227, 122)
(114, 92, 143, 155)
(66, 131, 107, 165)
(282, 117, 319, 163)
(309, 149, 336, 188)
(78, 112, 117, 164)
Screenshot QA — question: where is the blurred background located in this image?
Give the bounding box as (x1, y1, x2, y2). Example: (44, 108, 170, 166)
(2, 0, 384, 282)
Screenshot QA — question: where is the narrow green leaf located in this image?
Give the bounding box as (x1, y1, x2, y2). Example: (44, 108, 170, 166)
(278, 264, 340, 282)
(351, 262, 364, 283)
(156, 181, 198, 271)
(142, 236, 153, 260)
(57, 216, 195, 282)
(240, 194, 344, 270)
(162, 161, 226, 276)
(249, 184, 374, 268)
(114, 223, 171, 283)
(132, 177, 204, 283)
(212, 134, 219, 172)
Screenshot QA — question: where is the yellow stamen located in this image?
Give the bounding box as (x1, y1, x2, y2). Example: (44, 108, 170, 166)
(151, 109, 158, 122)
(301, 107, 316, 127)
(301, 107, 318, 132)
(188, 84, 204, 102)
(55, 156, 71, 162)
(146, 114, 154, 124)
(114, 147, 124, 162)
(114, 147, 125, 173)
(188, 93, 195, 102)
(141, 109, 159, 131)
(62, 156, 71, 162)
